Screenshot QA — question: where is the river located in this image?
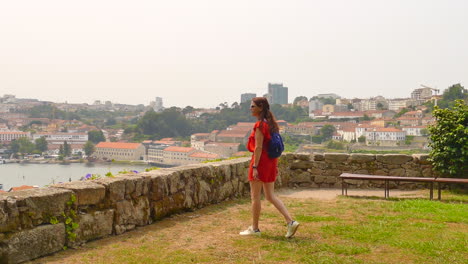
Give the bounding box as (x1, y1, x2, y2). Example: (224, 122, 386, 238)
(0, 162, 151, 191)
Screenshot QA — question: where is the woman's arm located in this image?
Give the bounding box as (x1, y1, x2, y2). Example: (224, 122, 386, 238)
(252, 126, 264, 180)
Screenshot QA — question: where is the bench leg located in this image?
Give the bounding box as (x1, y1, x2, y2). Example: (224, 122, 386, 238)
(342, 179, 344, 196)
(430, 182, 433, 200)
(385, 180, 389, 199)
(438, 182, 441, 200)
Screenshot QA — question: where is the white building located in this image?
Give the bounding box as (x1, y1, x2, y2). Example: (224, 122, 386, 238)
(0, 131, 31, 143)
(365, 128, 406, 146)
(388, 99, 409, 111)
(94, 142, 146, 161)
(32, 133, 88, 144)
(402, 126, 427, 136)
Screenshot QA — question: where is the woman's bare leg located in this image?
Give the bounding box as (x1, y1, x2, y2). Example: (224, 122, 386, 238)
(250, 180, 263, 230)
(263, 182, 293, 223)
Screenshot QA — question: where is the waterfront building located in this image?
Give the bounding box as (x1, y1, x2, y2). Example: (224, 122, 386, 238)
(0, 131, 31, 143)
(94, 142, 145, 161)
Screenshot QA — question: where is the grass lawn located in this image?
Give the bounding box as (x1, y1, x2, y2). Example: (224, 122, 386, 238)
(33, 190, 467, 264)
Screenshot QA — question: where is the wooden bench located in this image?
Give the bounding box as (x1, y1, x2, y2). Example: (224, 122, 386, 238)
(340, 173, 468, 200)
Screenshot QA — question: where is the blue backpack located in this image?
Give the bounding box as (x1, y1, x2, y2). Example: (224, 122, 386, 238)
(267, 132, 284, 158)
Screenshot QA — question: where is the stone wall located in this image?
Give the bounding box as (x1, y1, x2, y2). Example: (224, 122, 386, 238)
(0, 153, 434, 263)
(278, 153, 435, 189)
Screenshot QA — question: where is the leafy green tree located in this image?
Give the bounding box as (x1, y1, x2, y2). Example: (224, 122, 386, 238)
(320, 125, 336, 141)
(13, 137, 35, 155)
(59, 145, 64, 156)
(88, 130, 106, 144)
(10, 139, 21, 154)
(293, 96, 308, 105)
(428, 100, 468, 178)
(394, 108, 409, 118)
(35, 136, 48, 153)
(63, 141, 71, 157)
(84, 141, 95, 157)
(438, 83, 468, 109)
(327, 140, 344, 150)
(311, 135, 324, 144)
(358, 136, 366, 143)
(420, 128, 429, 137)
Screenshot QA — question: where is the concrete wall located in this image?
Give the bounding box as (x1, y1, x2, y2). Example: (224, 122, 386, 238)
(0, 153, 435, 263)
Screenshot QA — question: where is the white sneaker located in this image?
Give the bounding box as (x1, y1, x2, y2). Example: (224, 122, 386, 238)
(285, 220, 299, 238)
(239, 226, 261, 236)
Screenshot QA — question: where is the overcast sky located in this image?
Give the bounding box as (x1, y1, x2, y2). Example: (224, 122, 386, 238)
(0, 0, 467, 108)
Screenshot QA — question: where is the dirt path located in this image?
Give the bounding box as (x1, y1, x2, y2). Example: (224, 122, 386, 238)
(277, 188, 427, 200)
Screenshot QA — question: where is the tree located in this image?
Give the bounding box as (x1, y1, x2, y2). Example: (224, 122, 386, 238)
(438, 83, 468, 109)
(84, 141, 95, 157)
(88, 130, 106, 144)
(293, 96, 308, 105)
(320, 125, 336, 141)
(35, 136, 48, 153)
(376, 102, 384, 110)
(428, 100, 468, 178)
(63, 141, 71, 157)
(10, 137, 35, 155)
(358, 136, 366, 143)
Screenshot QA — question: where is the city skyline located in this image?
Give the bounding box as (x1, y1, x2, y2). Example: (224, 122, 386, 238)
(1, 0, 467, 108)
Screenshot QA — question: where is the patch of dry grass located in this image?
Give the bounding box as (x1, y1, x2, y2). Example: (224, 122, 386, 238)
(31, 192, 467, 264)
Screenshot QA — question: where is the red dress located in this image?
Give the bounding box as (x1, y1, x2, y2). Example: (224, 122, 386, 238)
(247, 121, 278, 182)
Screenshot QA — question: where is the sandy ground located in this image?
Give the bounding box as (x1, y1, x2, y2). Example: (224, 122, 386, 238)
(276, 188, 428, 200)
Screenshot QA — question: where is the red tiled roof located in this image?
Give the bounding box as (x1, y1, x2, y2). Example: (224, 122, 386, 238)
(160, 138, 173, 141)
(96, 142, 142, 149)
(189, 152, 219, 158)
(372, 128, 404, 132)
(10, 185, 35, 191)
(164, 146, 194, 152)
(192, 133, 210, 136)
(205, 142, 240, 147)
(0, 132, 29, 135)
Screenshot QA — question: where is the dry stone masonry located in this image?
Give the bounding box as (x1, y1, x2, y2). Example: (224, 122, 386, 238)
(0, 153, 434, 263)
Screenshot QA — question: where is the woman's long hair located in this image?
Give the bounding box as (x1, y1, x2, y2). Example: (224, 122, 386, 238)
(252, 97, 279, 134)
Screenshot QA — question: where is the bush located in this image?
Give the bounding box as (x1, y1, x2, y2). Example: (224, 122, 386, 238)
(428, 100, 468, 178)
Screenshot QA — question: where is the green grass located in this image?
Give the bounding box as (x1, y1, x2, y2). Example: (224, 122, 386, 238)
(35, 191, 467, 264)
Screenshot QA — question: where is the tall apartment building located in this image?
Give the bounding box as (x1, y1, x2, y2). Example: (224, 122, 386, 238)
(268, 83, 288, 105)
(240, 93, 256, 103)
(154, 97, 163, 112)
(309, 99, 324, 114)
(411, 88, 433, 100)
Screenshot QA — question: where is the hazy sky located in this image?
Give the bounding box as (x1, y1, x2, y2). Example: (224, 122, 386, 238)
(1, 0, 467, 108)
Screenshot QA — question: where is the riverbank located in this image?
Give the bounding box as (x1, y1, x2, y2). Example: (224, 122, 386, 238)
(1, 159, 148, 166)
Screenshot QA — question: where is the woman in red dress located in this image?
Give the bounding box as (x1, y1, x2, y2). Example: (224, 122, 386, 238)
(239, 97, 299, 238)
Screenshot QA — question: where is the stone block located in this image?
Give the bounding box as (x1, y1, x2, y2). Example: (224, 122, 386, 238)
(0, 197, 20, 233)
(413, 154, 431, 164)
(290, 172, 312, 183)
(114, 197, 150, 231)
(406, 169, 422, 178)
(376, 154, 413, 165)
(94, 177, 126, 203)
(290, 160, 314, 170)
(324, 153, 349, 163)
(294, 154, 311, 161)
(314, 175, 327, 184)
(0, 224, 65, 264)
(54, 181, 105, 206)
(313, 154, 324, 161)
(73, 209, 114, 246)
(349, 154, 375, 163)
(388, 168, 405, 177)
(11, 188, 73, 228)
(323, 169, 342, 176)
